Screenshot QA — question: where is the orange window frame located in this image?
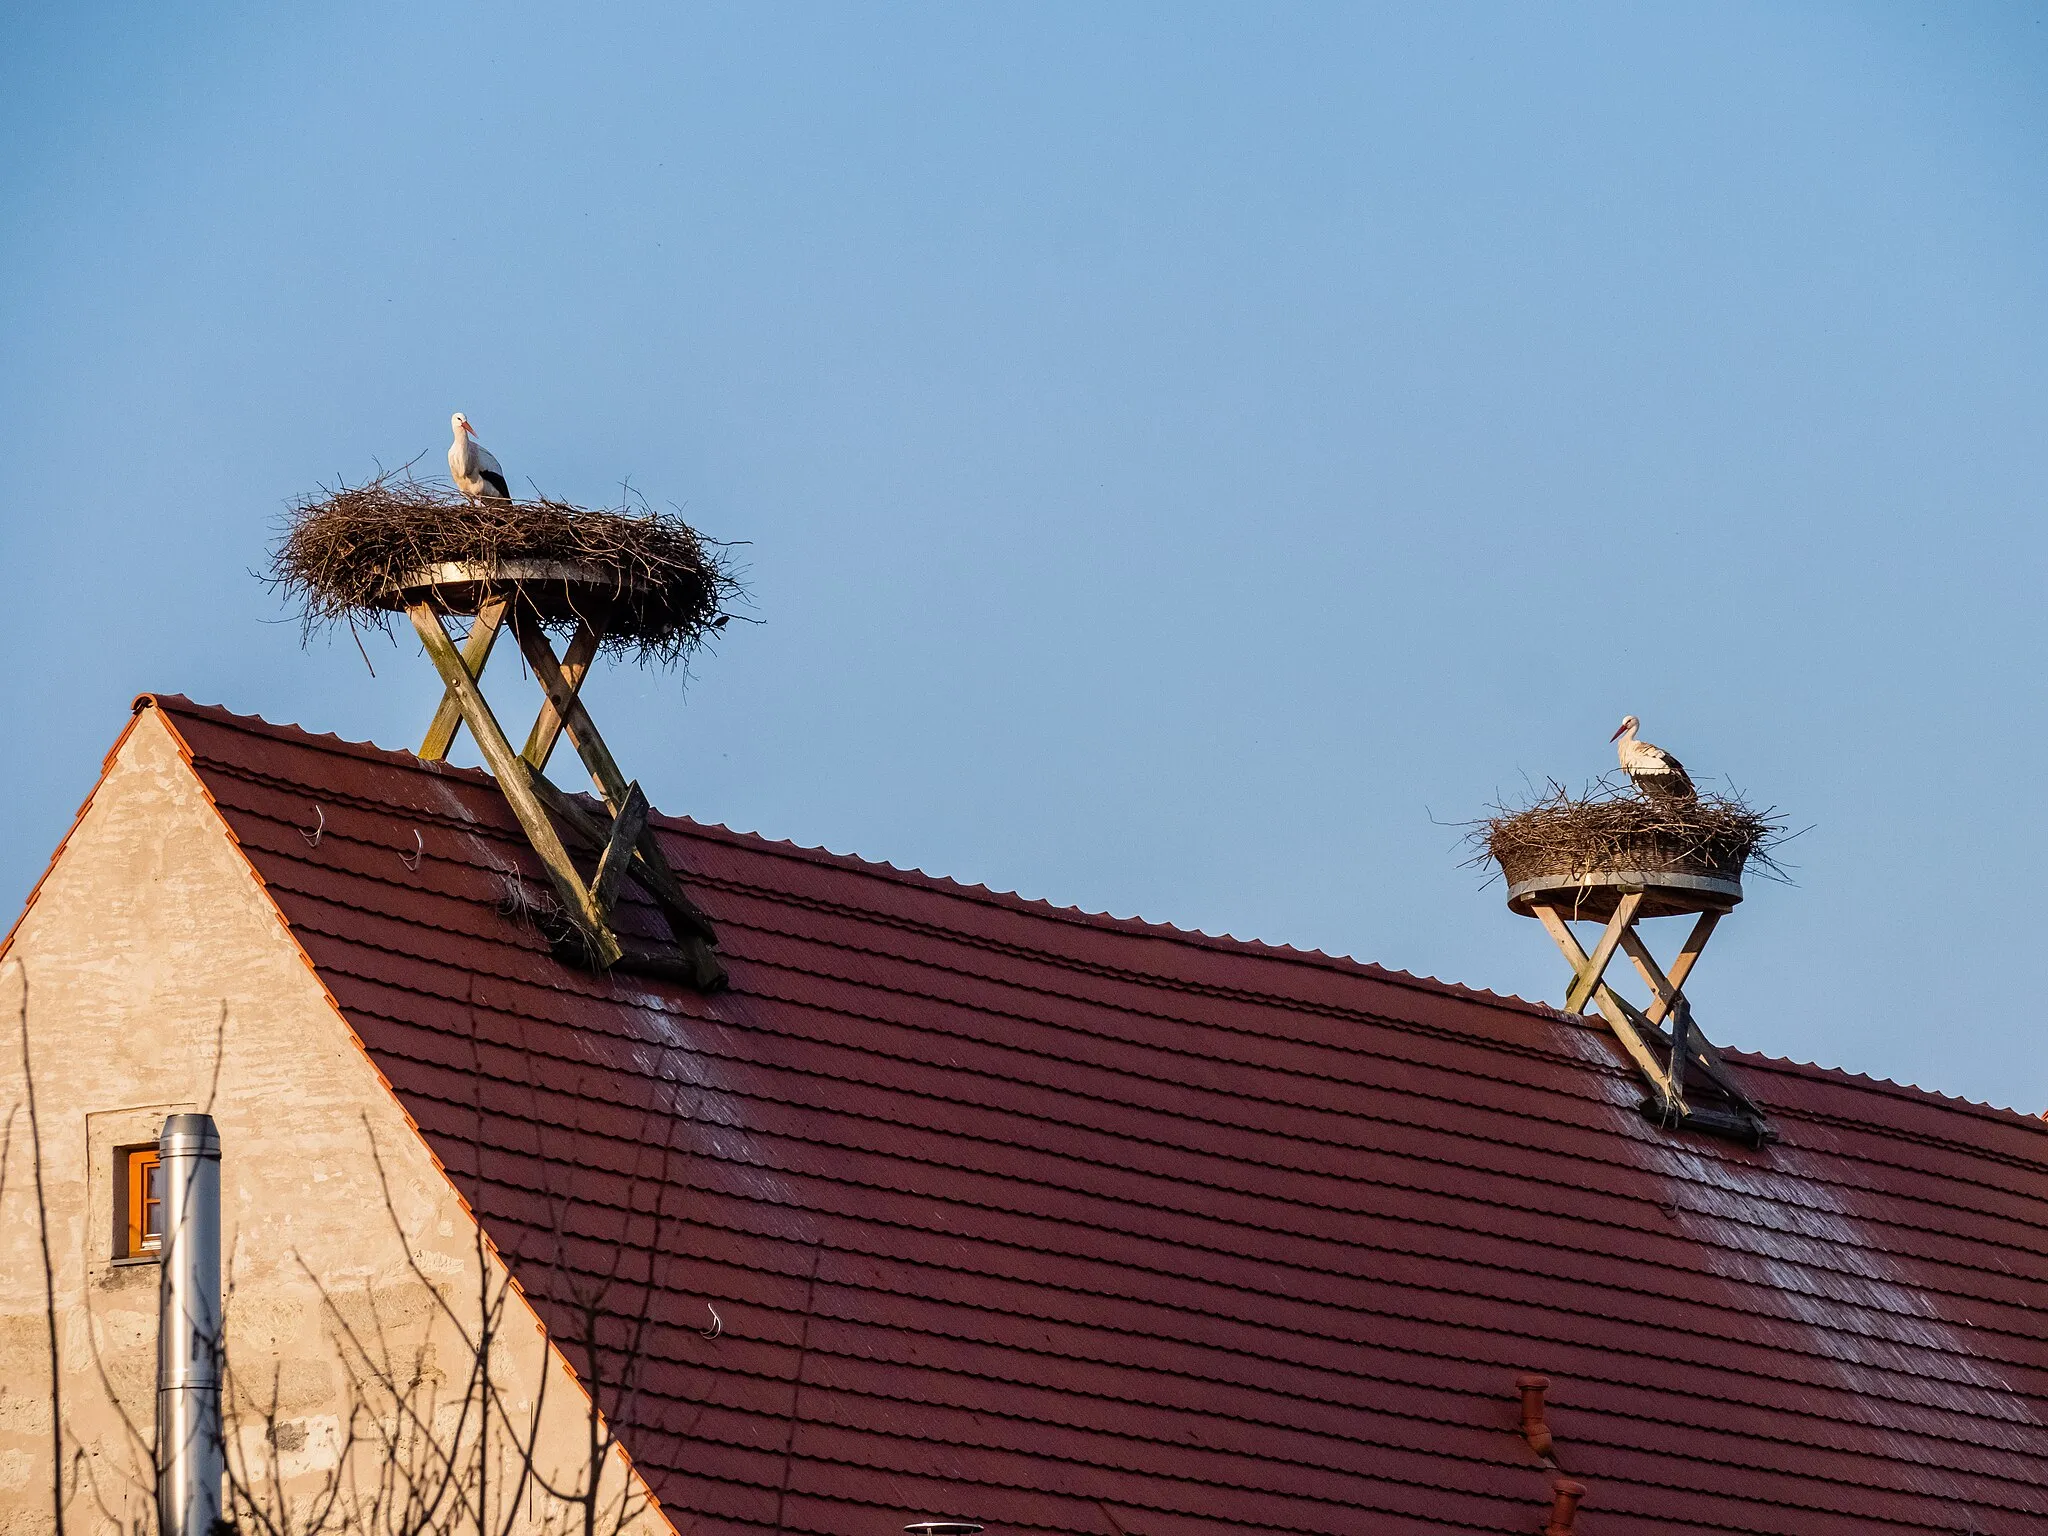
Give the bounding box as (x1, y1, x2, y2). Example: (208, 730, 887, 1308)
(124, 1146, 163, 1258)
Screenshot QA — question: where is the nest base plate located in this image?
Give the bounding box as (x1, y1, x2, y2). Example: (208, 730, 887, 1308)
(380, 559, 652, 624)
(1507, 868, 1742, 922)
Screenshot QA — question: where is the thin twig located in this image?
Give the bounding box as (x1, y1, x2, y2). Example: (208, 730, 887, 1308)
(14, 964, 66, 1536)
(1463, 774, 1791, 889)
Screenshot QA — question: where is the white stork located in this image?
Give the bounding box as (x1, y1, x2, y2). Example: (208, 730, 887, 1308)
(448, 412, 510, 501)
(1611, 716, 1696, 801)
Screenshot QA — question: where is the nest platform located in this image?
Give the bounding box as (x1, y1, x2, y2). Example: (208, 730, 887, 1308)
(1505, 864, 1743, 923)
(270, 475, 741, 667)
(267, 473, 745, 991)
(1472, 782, 1784, 1146)
(379, 558, 656, 627)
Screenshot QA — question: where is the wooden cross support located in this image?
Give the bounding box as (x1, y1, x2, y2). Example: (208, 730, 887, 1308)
(407, 599, 726, 992)
(1531, 897, 1768, 1145)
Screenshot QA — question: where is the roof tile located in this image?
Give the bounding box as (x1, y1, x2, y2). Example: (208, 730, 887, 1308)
(148, 694, 2048, 1534)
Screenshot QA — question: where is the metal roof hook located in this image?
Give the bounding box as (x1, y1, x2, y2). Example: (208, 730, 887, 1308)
(301, 805, 325, 847)
(400, 828, 423, 872)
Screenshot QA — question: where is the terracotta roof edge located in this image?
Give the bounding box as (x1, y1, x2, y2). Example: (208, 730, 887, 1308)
(0, 700, 159, 965)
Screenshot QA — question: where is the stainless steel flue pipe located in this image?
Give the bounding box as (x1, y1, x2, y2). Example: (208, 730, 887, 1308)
(156, 1113, 222, 1536)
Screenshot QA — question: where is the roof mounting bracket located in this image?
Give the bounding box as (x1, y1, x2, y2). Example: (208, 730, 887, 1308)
(405, 589, 725, 991)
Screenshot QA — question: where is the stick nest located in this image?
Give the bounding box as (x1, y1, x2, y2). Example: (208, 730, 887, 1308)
(269, 473, 745, 666)
(1469, 778, 1787, 890)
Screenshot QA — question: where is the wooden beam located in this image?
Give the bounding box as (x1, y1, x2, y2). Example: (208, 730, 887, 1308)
(1564, 892, 1643, 1015)
(1605, 925, 1769, 1122)
(512, 615, 633, 808)
(512, 615, 721, 950)
(1617, 989, 1762, 1116)
(521, 618, 603, 772)
(1656, 1010, 1762, 1116)
(1667, 994, 1691, 1101)
(1613, 924, 1759, 1113)
(405, 603, 622, 968)
(418, 596, 509, 761)
(614, 935, 725, 990)
(592, 781, 649, 916)
(525, 770, 720, 945)
(1622, 911, 1720, 1027)
(1532, 902, 1675, 1103)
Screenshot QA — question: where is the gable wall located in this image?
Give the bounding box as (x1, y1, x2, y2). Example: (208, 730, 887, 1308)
(0, 706, 668, 1536)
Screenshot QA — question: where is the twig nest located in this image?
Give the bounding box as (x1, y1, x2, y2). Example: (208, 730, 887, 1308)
(269, 474, 744, 667)
(1471, 780, 1786, 920)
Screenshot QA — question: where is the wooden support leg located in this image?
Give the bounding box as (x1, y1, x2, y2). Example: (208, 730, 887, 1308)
(522, 619, 602, 772)
(510, 615, 726, 988)
(1597, 984, 1758, 1139)
(1532, 902, 1677, 1106)
(406, 603, 622, 968)
(1614, 922, 1760, 1113)
(591, 782, 649, 915)
(525, 771, 720, 945)
(1667, 996, 1691, 1101)
(512, 614, 635, 806)
(1627, 911, 1720, 1027)
(512, 616, 722, 945)
(1564, 893, 1644, 1015)
(418, 596, 509, 761)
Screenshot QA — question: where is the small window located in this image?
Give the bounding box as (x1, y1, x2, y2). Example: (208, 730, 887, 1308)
(118, 1145, 163, 1259)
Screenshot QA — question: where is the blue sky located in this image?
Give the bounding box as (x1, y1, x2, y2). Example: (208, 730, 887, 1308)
(3, 4, 2044, 1108)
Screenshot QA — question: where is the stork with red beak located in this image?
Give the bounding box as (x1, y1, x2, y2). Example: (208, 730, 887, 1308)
(448, 412, 510, 501)
(1611, 716, 1696, 801)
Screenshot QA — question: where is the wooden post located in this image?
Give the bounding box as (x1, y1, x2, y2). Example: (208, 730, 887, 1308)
(1613, 923, 1759, 1112)
(1532, 902, 1676, 1104)
(591, 782, 649, 916)
(418, 596, 509, 761)
(1667, 996, 1691, 1101)
(522, 619, 603, 771)
(1564, 892, 1644, 1015)
(1625, 911, 1720, 1027)
(525, 770, 720, 943)
(512, 614, 635, 808)
(405, 603, 622, 967)
(510, 614, 722, 948)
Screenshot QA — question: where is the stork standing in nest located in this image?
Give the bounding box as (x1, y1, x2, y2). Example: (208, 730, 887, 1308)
(1611, 716, 1696, 801)
(449, 412, 510, 501)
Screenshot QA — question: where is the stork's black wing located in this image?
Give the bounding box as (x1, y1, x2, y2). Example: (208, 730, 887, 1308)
(1635, 754, 1697, 801)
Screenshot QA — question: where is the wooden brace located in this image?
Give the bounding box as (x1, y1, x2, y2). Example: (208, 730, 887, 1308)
(408, 596, 724, 987)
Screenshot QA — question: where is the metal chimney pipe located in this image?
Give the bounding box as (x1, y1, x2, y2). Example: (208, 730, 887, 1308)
(156, 1114, 222, 1536)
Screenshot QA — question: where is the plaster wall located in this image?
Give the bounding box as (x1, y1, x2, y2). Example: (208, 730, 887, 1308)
(0, 706, 669, 1536)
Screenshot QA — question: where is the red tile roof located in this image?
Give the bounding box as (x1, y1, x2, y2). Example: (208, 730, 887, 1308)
(149, 695, 2048, 1533)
